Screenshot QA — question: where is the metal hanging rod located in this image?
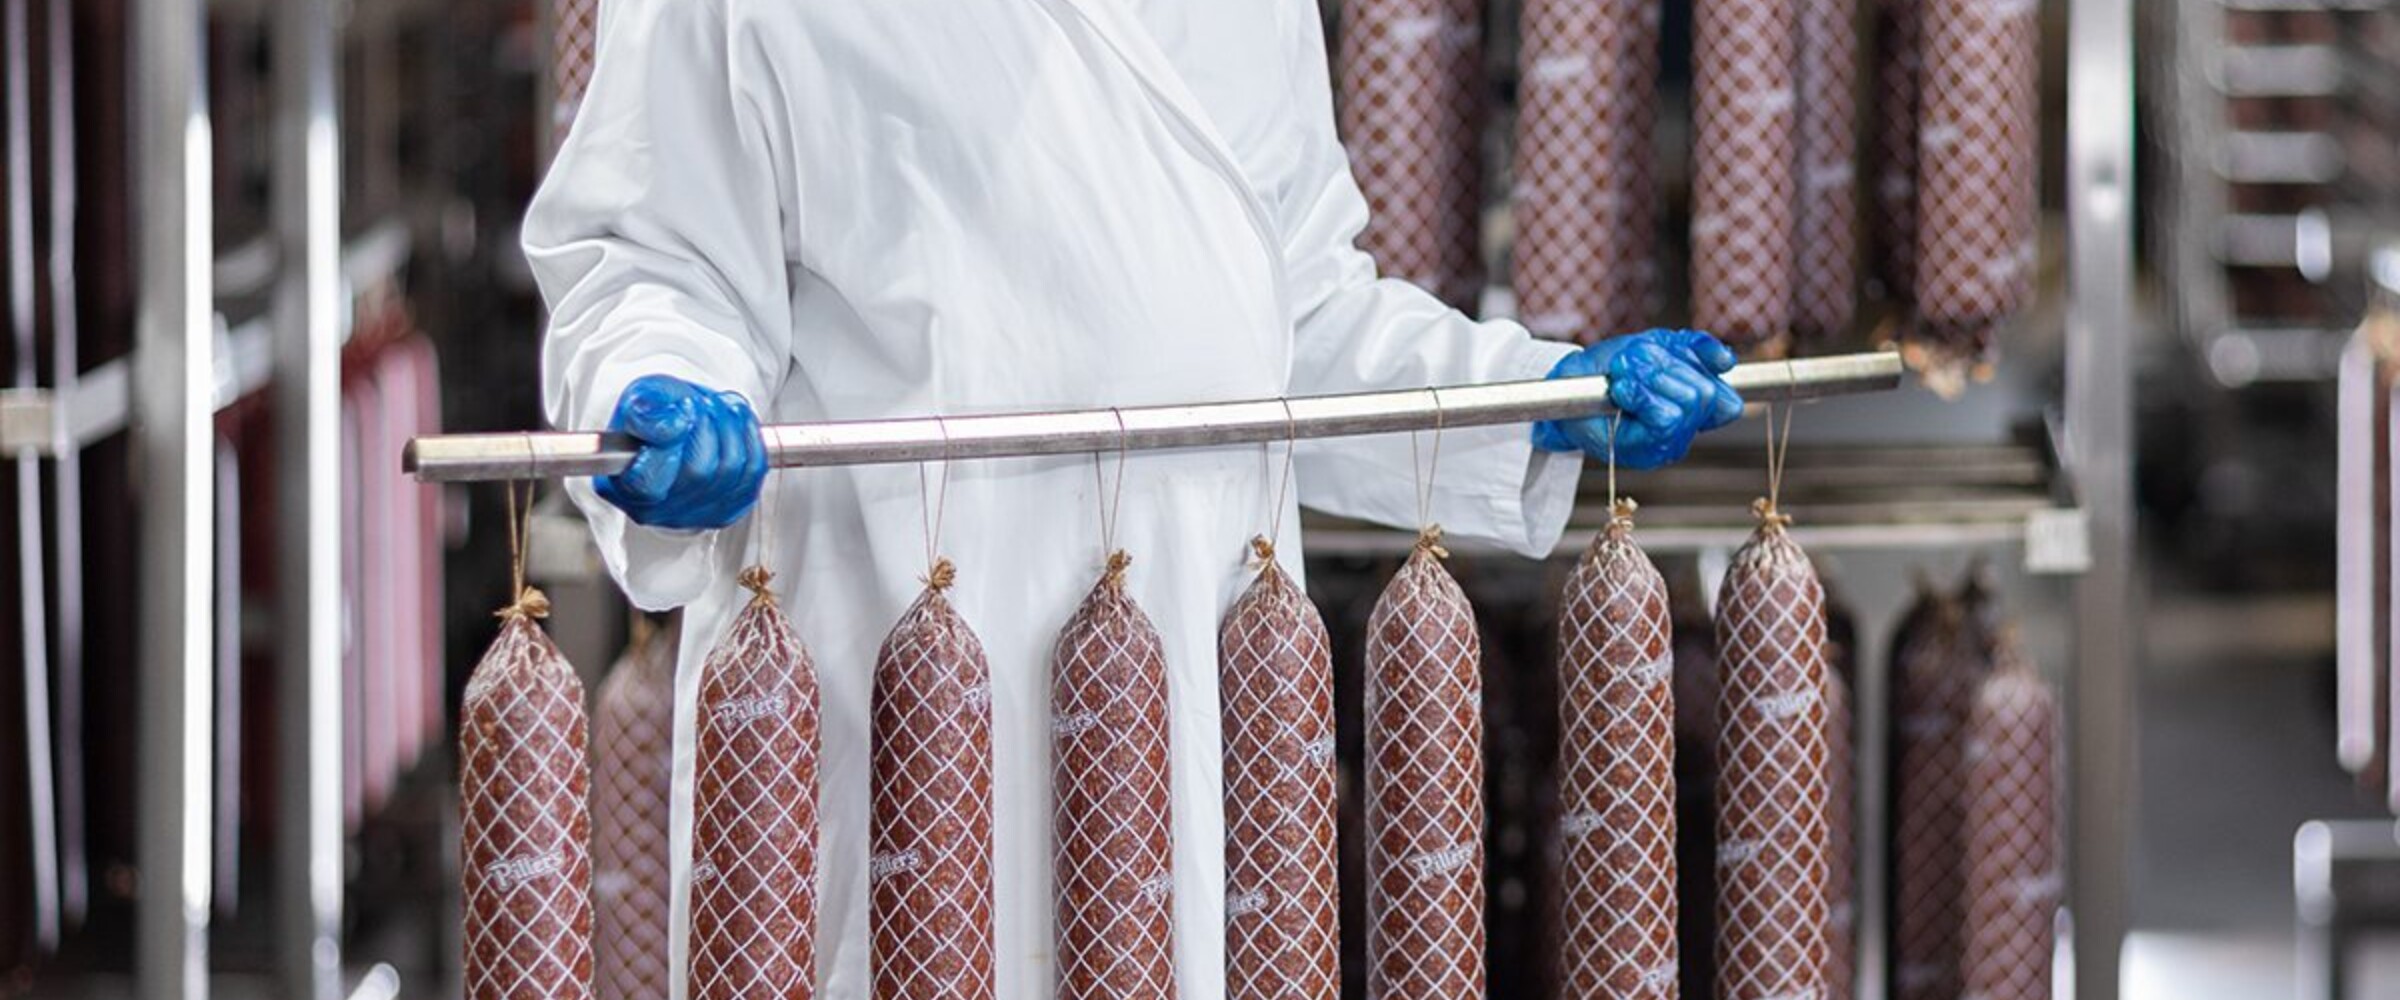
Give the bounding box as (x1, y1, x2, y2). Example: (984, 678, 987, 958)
(403, 351, 1905, 483)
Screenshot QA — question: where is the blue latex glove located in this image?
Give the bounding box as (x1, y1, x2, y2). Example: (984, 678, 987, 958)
(593, 375, 768, 530)
(1531, 329, 1744, 470)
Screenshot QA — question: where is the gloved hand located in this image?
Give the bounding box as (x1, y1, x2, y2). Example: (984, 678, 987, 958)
(593, 375, 768, 530)
(1531, 329, 1744, 470)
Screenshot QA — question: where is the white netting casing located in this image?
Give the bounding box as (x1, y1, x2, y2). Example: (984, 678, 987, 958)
(1555, 512, 1678, 998)
(1910, 0, 2042, 386)
(1892, 597, 1978, 1000)
(462, 611, 594, 1000)
(1513, 0, 1662, 343)
(1870, 0, 1923, 305)
(592, 621, 679, 1000)
(1691, 0, 1800, 353)
(1824, 660, 1858, 1000)
(1961, 640, 2061, 1000)
(1792, 0, 1861, 343)
(1337, 0, 1487, 309)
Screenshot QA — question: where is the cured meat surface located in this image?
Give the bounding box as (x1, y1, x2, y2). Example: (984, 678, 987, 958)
(1712, 515, 1829, 1000)
(1911, 0, 2042, 389)
(1691, 0, 1800, 352)
(1555, 507, 1677, 998)
(592, 619, 678, 1000)
(1219, 545, 1340, 1000)
(1338, 0, 1486, 309)
(871, 565, 997, 1000)
(1891, 589, 1979, 1000)
(1513, 0, 1660, 342)
(1961, 638, 2060, 1000)
(1792, 0, 1861, 343)
(688, 570, 820, 1000)
(1871, 0, 1923, 303)
(461, 602, 594, 1000)
(548, 0, 599, 155)
(1053, 554, 1177, 1000)
(1366, 535, 1484, 1000)
(1824, 660, 1857, 1000)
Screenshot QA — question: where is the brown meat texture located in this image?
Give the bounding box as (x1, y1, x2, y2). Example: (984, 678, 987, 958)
(548, 0, 598, 157)
(1792, 0, 1861, 343)
(1053, 556, 1178, 1000)
(1512, 0, 1661, 343)
(1220, 553, 1341, 1000)
(1691, 0, 1800, 353)
(1871, 0, 1922, 304)
(1555, 511, 1678, 998)
(1338, 0, 1487, 309)
(591, 621, 679, 1000)
(461, 612, 594, 1000)
(1910, 0, 2042, 389)
(688, 577, 821, 1000)
(1824, 660, 1857, 1000)
(1712, 519, 1829, 1000)
(1960, 640, 2060, 1000)
(871, 575, 997, 1000)
(1891, 592, 1980, 1000)
(1366, 540, 1485, 1000)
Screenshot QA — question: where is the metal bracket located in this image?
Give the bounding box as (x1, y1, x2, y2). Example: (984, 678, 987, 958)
(0, 388, 54, 453)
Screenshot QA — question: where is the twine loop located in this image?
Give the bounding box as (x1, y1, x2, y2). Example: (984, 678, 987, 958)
(738, 565, 777, 604)
(1750, 497, 1793, 532)
(924, 557, 957, 593)
(1249, 534, 1277, 568)
(496, 585, 551, 621)
(1414, 523, 1449, 560)
(1608, 497, 1639, 533)
(1102, 549, 1133, 588)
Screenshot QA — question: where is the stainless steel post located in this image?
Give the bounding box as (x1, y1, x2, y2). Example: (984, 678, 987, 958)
(133, 0, 216, 993)
(272, 0, 343, 994)
(2067, 0, 2137, 995)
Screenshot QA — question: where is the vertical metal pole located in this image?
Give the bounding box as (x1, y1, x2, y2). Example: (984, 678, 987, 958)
(133, 0, 215, 993)
(2066, 0, 2136, 996)
(272, 0, 343, 994)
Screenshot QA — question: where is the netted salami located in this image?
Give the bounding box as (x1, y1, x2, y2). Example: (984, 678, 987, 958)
(1512, 0, 1661, 342)
(1220, 539, 1340, 1000)
(1910, 0, 2041, 391)
(1960, 633, 2059, 1000)
(1692, 0, 1800, 354)
(1712, 507, 1829, 1000)
(1555, 503, 1677, 998)
(1053, 552, 1177, 1000)
(688, 568, 821, 1000)
(1823, 654, 1857, 1000)
(1870, 0, 1922, 305)
(871, 560, 997, 1000)
(548, 0, 598, 156)
(1891, 587, 1976, 1000)
(461, 590, 594, 1000)
(1337, 0, 1487, 309)
(1366, 529, 1484, 1000)
(1793, 0, 1861, 344)
(592, 618, 678, 1000)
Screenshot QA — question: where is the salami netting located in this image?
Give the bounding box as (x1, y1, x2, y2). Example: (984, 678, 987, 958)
(1219, 544, 1340, 1000)
(461, 598, 594, 1000)
(1337, 0, 1487, 309)
(871, 565, 997, 1000)
(1910, 0, 2042, 389)
(1712, 513, 1830, 1000)
(1870, 0, 1923, 304)
(1891, 592, 1976, 1000)
(1512, 0, 1660, 342)
(1053, 554, 1178, 1000)
(1824, 655, 1857, 1000)
(1793, 0, 1861, 343)
(548, 0, 598, 156)
(1366, 533, 1485, 1000)
(1554, 507, 1678, 998)
(688, 569, 821, 1000)
(1691, 0, 1800, 354)
(591, 619, 678, 1000)
(1960, 638, 2060, 1000)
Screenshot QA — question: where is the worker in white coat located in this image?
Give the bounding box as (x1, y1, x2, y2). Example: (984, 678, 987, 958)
(526, 1, 1743, 997)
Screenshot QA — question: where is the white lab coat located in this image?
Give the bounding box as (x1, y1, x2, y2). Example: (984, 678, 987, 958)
(526, 1, 1584, 997)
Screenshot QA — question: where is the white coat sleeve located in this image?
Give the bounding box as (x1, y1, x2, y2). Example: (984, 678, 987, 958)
(1267, 4, 1583, 559)
(524, 0, 796, 610)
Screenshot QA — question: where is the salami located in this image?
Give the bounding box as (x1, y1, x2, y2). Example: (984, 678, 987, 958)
(1366, 529, 1484, 1000)
(1910, 0, 2042, 391)
(688, 568, 821, 1000)
(1219, 539, 1340, 1000)
(1691, 0, 1800, 354)
(1512, 0, 1661, 342)
(592, 618, 678, 1000)
(871, 560, 997, 1000)
(1053, 552, 1177, 1000)
(461, 590, 594, 1000)
(1792, 0, 1861, 344)
(1712, 506, 1830, 1000)
(1870, 0, 1923, 304)
(1337, 0, 1487, 309)
(1823, 654, 1857, 1000)
(1891, 587, 1975, 1000)
(1960, 632, 2060, 1000)
(548, 0, 599, 156)
(1555, 503, 1677, 998)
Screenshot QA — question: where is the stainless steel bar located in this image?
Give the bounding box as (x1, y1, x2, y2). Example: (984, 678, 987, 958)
(5, 0, 60, 954)
(134, 0, 216, 992)
(272, 0, 343, 992)
(405, 351, 1904, 482)
(2069, 0, 2137, 994)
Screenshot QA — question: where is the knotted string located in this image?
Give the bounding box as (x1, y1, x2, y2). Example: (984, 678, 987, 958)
(1754, 379, 1799, 532)
(498, 434, 549, 620)
(919, 416, 956, 592)
(1093, 408, 1132, 586)
(1252, 399, 1301, 572)
(1409, 386, 1448, 538)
